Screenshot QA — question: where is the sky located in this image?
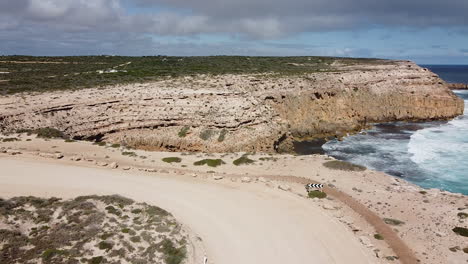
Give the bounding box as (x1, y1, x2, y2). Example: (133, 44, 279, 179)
(0, 0, 467, 64)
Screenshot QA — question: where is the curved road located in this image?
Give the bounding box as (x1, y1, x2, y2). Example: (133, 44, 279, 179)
(0, 158, 373, 264)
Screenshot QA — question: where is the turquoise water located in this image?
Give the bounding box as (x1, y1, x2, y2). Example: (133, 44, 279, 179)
(322, 65, 468, 194)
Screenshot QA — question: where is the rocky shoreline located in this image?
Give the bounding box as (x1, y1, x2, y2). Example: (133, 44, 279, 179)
(0, 59, 464, 153)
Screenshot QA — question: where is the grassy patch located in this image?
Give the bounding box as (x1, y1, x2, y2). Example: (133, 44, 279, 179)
(0, 55, 390, 94)
(93, 141, 107, 147)
(89, 256, 104, 264)
(308, 191, 327, 199)
(193, 159, 225, 167)
(162, 157, 182, 163)
(233, 155, 255, 166)
(217, 129, 228, 142)
(160, 239, 186, 264)
(374, 234, 384, 240)
(452, 227, 468, 237)
(383, 218, 405, 226)
(323, 160, 366, 171)
(110, 143, 121, 148)
(178, 126, 190, 138)
(64, 139, 75, 143)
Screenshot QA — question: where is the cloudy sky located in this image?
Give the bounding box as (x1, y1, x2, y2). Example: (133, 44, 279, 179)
(1, 0, 467, 64)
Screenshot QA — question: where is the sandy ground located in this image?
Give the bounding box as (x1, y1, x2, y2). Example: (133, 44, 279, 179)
(0, 157, 374, 264)
(1, 135, 467, 264)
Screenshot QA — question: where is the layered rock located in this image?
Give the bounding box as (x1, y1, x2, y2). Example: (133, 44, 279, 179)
(0, 60, 464, 152)
(448, 83, 468, 90)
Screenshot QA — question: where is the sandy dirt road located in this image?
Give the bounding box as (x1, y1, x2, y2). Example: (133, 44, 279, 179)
(0, 157, 374, 264)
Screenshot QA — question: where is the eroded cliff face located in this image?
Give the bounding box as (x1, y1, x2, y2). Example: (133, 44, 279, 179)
(0, 60, 463, 153)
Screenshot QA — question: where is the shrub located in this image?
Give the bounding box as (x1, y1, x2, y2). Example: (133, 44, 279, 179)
(419, 191, 427, 195)
(452, 227, 468, 237)
(217, 129, 228, 142)
(110, 143, 121, 148)
(374, 234, 384, 240)
(2, 137, 19, 142)
(35, 127, 64, 139)
(199, 129, 214, 140)
(90, 256, 104, 264)
(308, 190, 327, 199)
(457, 212, 468, 219)
(98, 241, 113, 251)
(233, 155, 255, 166)
(122, 151, 137, 157)
(64, 139, 75, 143)
(193, 159, 225, 167)
(162, 157, 182, 163)
(42, 249, 67, 260)
(93, 141, 107, 147)
(463, 247, 468, 254)
(323, 160, 366, 171)
(383, 218, 405, 226)
(160, 239, 186, 264)
(178, 126, 190, 138)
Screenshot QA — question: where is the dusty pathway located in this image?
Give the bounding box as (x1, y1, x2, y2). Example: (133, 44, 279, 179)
(0, 157, 375, 264)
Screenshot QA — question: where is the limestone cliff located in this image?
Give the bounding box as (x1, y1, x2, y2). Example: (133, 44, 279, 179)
(0, 60, 463, 153)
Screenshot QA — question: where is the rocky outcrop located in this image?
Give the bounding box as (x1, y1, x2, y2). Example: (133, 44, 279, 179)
(0, 60, 464, 152)
(448, 83, 468, 90)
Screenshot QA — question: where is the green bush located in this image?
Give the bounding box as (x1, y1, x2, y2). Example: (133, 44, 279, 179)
(98, 241, 113, 251)
(308, 190, 327, 199)
(323, 160, 366, 171)
(89, 256, 104, 264)
(42, 249, 67, 260)
(35, 128, 64, 139)
(233, 155, 255, 166)
(93, 141, 107, 147)
(193, 159, 225, 167)
(452, 227, 468, 237)
(178, 126, 190, 138)
(110, 143, 121, 148)
(162, 157, 182, 163)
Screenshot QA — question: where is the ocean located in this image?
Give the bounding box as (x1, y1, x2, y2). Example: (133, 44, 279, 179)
(321, 65, 468, 194)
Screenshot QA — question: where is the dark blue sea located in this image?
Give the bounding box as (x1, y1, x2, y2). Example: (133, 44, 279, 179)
(319, 65, 468, 194)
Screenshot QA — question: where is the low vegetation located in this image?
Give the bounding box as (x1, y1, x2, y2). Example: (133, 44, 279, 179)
(217, 129, 228, 142)
(452, 227, 468, 237)
(178, 126, 190, 138)
(308, 190, 327, 199)
(233, 155, 255, 166)
(162, 157, 182, 163)
(457, 212, 468, 219)
(0, 55, 390, 94)
(1, 137, 19, 142)
(199, 129, 215, 141)
(0, 195, 188, 264)
(121, 151, 137, 157)
(193, 159, 225, 167)
(383, 218, 405, 226)
(374, 234, 384, 240)
(323, 160, 366, 171)
(34, 127, 64, 139)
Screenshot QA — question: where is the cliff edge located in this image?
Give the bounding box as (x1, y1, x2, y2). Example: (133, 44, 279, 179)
(0, 59, 463, 152)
